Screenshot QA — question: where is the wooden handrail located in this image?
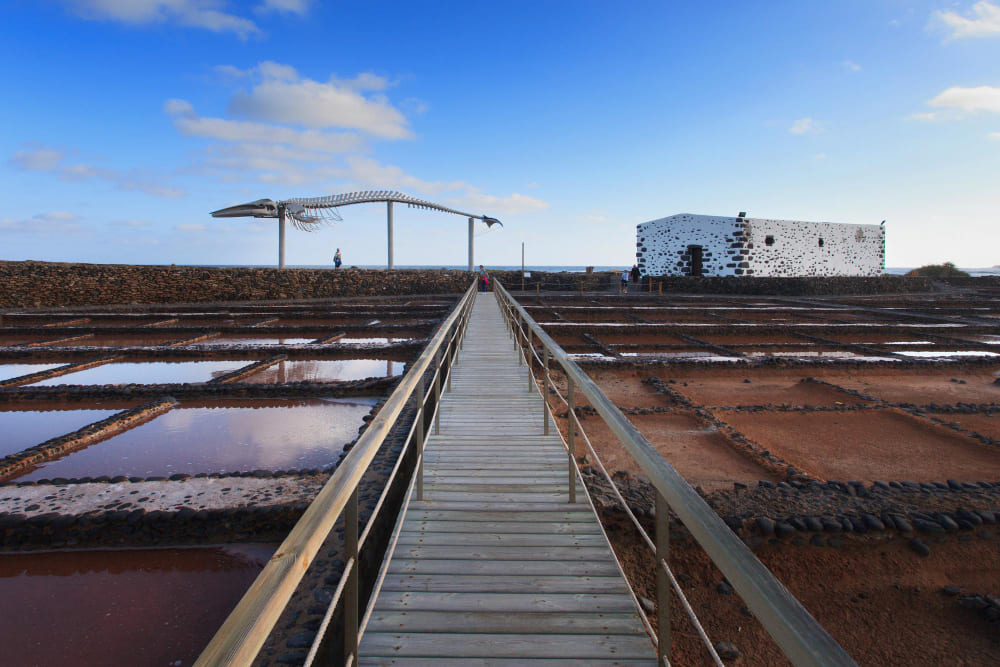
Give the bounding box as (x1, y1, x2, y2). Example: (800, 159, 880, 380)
(195, 281, 478, 666)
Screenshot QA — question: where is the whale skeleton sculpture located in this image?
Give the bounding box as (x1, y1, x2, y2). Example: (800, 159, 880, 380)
(211, 190, 503, 269)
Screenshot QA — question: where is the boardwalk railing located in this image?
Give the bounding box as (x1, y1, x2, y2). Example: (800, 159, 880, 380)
(196, 281, 478, 667)
(494, 281, 856, 667)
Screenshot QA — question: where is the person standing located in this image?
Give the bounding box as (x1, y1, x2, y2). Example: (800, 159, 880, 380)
(333, 248, 342, 269)
(630, 264, 640, 285)
(621, 267, 629, 294)
(478, 264, 489, 292)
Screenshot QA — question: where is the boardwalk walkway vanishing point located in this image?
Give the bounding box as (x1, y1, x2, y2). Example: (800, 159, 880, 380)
(359, 293, 655, 664)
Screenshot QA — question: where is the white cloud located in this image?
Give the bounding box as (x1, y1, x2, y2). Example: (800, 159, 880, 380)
(453, 190, 550, 215)
(114, 219, 153, 227)
(167, 101, 364, 153)
(842, 60, 861, 72)
(0, 211, 85, 234)
(928, 85, 1000, 113)
(66, 0, 262, 39)
(813, 153, 828, 160)
(789, 117, 816, 135)
(907, 111, 939, 122)
(990, 131, 1000, 140)
(256, 0, 310, 14)
(224, 63, 410, 139)
(934, 1, 1000, 40)
(341, 156, 466, 195)
(9, 144, 185, 198)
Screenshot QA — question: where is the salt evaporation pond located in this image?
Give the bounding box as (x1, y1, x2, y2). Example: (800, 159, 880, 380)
(239, 359, 405, 383)
(0, 406, 122, 457)
(28, 360, 251, 386)
(17, 398, 377, 480)
(338, 337, 414, 344)
(0, 545, 273, 666)
(59, 334, 176, 347)
(0, 363, 64, 382)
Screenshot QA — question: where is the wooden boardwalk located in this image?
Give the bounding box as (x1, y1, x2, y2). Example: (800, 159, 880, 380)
(359, 293, 654, 665)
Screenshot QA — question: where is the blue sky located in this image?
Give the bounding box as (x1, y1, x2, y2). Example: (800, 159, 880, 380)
(1, 0, 998, 268)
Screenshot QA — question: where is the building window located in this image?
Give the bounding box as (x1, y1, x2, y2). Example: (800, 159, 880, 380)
(765, 235, 775, 246)
(818, 238, 824, 247)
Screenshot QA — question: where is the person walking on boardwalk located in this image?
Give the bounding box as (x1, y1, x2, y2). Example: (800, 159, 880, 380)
(630, 264, 640, 286)
(478, 264, 490, 292)
(621, 267, 630, 294)
(333, 248, 342, 269)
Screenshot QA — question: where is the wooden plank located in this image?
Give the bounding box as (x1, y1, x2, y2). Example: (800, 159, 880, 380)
(386, 559, 622, 577)
(371, 592, 636, 613)
(407, 501, 592, 512)
(392, 546, 613, 561)
(418, 491, 581, 502)
(365, 610, 646, 635)
(401, 520, 601, 534)
(404, 510, 596, 523)
(359, 658, 657, 667)
(379, 574, 628, 594)
(359, 632, 655, 659)
(395, 533, 607, 547)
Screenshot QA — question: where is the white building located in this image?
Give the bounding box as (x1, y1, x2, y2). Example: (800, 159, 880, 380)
(635, 213, 885, 277)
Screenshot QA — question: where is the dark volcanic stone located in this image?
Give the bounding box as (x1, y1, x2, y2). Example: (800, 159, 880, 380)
(286, 631, 316, 649)
(810, 535, 825, 547)
(717, 581, 733, 595)
(935, 513, 959, 532)
(774, 521, 796, 539)
(805, 517, 823, 532)
(862, 514, 886, 531)
(943, 585, 962, 596)
(821, 517, 842, 533)
(715, 642, 740, 661)
(755, 517, 775, 536)
(909, 538, 931, 557)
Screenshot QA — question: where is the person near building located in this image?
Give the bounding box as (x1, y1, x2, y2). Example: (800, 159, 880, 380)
(333, 248, 342, 269)
(630, 264, 640, 285)
(621, 268, 630, 294)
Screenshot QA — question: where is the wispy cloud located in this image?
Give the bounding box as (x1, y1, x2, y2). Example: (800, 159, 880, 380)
(841, 60, 861, 72)
(65, 0, 262, 40)
(907, 111, 939, 122)
(990, 131, 1000, 140)
(256, 0, 310, 15)
(928, 85, 1000, 114)
(934, 1, 1000, 40)
(9, 144, 185, 198)
(789, 117, 817, 135)
(0, 211, 86, 234)
(220, 62, 410, 139)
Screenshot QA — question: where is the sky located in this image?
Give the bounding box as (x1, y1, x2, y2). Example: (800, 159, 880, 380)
(1, 0, 998, 268)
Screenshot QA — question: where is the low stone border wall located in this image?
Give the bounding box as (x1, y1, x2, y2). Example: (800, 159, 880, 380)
(0, 355, 122, 388)
(0, 262, 478, 308)
(0, 375, 398, 402)
(0, 397, 177, 481)
(210, 355, 287, 383)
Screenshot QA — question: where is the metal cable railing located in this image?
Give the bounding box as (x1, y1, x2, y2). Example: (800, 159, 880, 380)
(195, 281, 478, 667)
(493, 281, 856, 667)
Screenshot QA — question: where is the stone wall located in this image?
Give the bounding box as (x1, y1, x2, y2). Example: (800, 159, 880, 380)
(0, 262, 476, 308)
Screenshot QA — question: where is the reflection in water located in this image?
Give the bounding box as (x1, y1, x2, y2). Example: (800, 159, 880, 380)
(17, 398, 377, 479)
(0, 409, 120, 458)
(240, 359, 405, 383)
(338, 337, 414, 345)
(0, 545, 273, 667)
(199, 337, 315, 346)
(29, 361, 251, 386)
(0, 364, 63, 382)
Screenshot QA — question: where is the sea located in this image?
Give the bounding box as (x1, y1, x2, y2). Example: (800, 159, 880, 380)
(203, 264, 1000, 276)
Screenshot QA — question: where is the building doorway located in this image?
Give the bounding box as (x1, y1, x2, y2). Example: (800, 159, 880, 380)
(687, 245, 704, 277)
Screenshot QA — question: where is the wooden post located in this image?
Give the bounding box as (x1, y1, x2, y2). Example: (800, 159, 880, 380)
(658, 281, 662, 295)
(536, 283, 540, 296)
(568, 378, 576, 504)
(543, 347, 550, 435)
(579, 281, 583, 296)
(527, 329, 534, 391)
(649, 276, 653, 293)
(433, 366, 441, 435)
(656, 492, 671, 663)
(415, 376, 425, 500)
(344, 489, 359, 664)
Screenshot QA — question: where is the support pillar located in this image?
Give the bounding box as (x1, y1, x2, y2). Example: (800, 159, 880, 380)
(468, 217, 474, 272)
(278, 206, 286, 269)
(387, 201, 394, 269)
